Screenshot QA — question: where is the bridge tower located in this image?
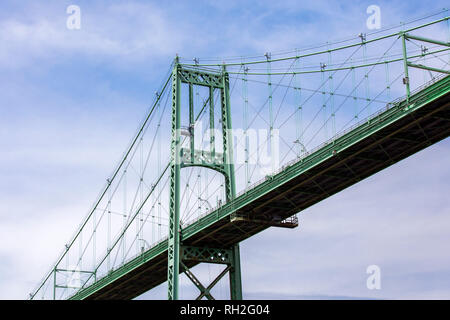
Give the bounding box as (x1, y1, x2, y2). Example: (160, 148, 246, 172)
(167, 57, 242, 300)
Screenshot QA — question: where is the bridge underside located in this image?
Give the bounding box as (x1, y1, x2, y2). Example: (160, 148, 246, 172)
(71, 76, 450, 300)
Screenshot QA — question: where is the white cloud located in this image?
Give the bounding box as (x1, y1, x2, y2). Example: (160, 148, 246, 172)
(0, 2, 199, 70)
(1, 0, 450, 300)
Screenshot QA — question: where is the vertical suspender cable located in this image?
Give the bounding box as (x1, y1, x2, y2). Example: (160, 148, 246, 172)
(122, 169, 126, 263)
(446, 12, 450, 65)
(385, 61, 391, 101)
(266, 52, 274, 174)
(157, 95, 162, 241)
(137, 137, 143, 254)
(140, 137, 144, 248)
(362, 36, 370, 117)
(321, 61, 327, 140)
(198, 168, 202, 213)
(107, 180, 111, 271)
(204, 93, 208, 211)
(153, 92, 159, 245)
(93, 199, 96, 269)
(79, 230, 82, 272)
(243, 63, 249, 188)
(294, 51, 303, 156)
(352, 58, 358, 123)
(421, 43, 428, 83)
(66, 241, 69, 272)
(328, 43, 336, 137)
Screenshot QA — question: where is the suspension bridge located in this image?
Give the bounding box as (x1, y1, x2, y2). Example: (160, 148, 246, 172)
(30, 14, 450, 300)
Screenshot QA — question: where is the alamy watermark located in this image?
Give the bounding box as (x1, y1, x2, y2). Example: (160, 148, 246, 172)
(65, 265, 82, 289)
(66, 5, 81, 30)
(174, 122, 280, 176)
(366, 264, 381, 290)
(366, 5, 381, 30)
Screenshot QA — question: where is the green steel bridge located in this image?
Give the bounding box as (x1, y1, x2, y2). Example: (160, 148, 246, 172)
(30, 15, 450, 300)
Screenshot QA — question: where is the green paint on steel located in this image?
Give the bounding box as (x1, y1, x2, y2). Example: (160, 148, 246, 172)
(401, 32, 411, 102)
(167, 58, 182, 300)
(183, 76, 449, 240)
(224, 48, 450, 76)
(182, 75, 450, 241)
(69, 74, 449, 301)
(70, 239, 169, 300)
(33, 16, 450, 301)
(167, 63, 242, 300)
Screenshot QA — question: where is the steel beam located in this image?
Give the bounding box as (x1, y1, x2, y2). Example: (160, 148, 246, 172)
(197, 266, 231, 300)
(167, 58, 182, 300)
(180, 262, 214, 300)
(404, 33, 450, 47)
(182, 246, 233, 264)
(221, 65, 242, 300)
(407, 62, 450, 75)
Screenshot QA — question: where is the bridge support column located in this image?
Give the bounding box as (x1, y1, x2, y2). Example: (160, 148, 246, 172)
(167, 60, 242, 300)
(229, 244, 242, 300)
(221, 64, 242, 300)
(167, 57, 182, 300)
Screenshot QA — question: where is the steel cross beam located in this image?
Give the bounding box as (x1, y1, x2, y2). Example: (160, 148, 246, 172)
(401, 31, 450, 102)
(180, 246, 235, 300)
(167, 60, 242, 300)
(182, 246, 233, 264)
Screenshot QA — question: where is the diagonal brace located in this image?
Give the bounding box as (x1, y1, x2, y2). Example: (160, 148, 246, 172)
(180, 261, 215, 300)
(197, 265, 232, 300)
(180, 262, 232, 300)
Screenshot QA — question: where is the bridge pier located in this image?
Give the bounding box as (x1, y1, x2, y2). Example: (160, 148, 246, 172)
(167, 57, 242, 300)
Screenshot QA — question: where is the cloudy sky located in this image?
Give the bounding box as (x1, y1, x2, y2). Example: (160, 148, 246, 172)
(0, 0, 449, 300)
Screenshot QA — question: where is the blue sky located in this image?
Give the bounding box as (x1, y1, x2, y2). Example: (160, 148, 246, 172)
(0, 0, 449, 299)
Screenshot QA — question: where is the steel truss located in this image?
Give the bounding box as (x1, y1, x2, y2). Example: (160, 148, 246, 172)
(167, 58, 242, 300)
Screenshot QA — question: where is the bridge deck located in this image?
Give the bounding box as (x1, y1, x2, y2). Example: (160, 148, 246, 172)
(71, 75, 450, 300)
